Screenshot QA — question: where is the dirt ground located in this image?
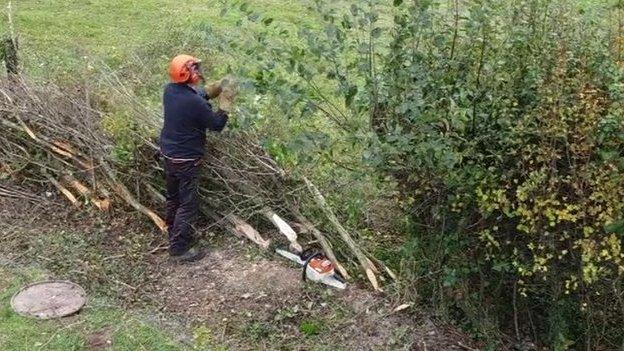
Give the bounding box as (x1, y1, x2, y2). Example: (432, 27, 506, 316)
(0, 185, 476, 350)
(144, 241, 479, 350)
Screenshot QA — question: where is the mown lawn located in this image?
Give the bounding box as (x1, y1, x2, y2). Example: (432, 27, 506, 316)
(8, 0, 312, 80)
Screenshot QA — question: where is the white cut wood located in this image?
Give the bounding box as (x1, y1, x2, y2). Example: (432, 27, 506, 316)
(263, 209, 303, 253)
(45, 173, 79, 207)
(226, 214, 271, 249)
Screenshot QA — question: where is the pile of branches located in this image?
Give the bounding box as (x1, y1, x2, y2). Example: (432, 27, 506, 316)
(0, 77, 393, 291)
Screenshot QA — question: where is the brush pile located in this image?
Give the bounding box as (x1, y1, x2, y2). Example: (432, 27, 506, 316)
(0, 77, 393, 291)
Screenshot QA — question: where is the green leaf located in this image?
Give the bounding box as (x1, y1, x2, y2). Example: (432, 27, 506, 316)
(371, 27, 383, 38)
(393, 0, 403, 6)
(605, 219, 624, 235)
(345, 85, 358, 106)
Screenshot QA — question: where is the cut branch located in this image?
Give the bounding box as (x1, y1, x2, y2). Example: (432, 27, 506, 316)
(303, 176, 382, 291)
(62, 174, 110, 211)
(262, 208, 302, 253)
(200, 206, 270, 249)
(44, 171, 79, 207)
(100, 160, 166, 233)
(225, 213, 271, 249)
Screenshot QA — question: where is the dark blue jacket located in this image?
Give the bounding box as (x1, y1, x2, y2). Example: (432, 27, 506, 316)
(159, 83, 228, 159)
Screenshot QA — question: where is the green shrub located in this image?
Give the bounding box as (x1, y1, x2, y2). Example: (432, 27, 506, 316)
(375, 0, 624, 348)
(226, 0, 624, 348)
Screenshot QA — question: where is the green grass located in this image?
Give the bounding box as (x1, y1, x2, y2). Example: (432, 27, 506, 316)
(0, 267, 188, 351)
(7, 0, 312, 80)
(299, 320, 323, 336)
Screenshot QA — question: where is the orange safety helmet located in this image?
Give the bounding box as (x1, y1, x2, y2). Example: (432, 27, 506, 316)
(169, 54, 203, 84)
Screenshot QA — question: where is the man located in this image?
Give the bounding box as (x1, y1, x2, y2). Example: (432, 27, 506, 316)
(159, 54, 229, 262)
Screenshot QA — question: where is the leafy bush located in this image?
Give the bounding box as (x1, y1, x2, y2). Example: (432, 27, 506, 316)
(373, 1, 624, 348)
(226, 0, 624, 348)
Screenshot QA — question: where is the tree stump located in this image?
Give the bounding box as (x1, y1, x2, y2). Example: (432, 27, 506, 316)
(2, 37, 19, 75)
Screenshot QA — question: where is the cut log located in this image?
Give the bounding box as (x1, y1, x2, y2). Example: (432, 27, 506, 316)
(303, 176, 382, 292)
(262, 208, 302, 253)
(226, 213, 271, 249)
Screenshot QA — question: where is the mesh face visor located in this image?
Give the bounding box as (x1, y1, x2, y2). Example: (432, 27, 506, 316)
(188, 61, 204, 81)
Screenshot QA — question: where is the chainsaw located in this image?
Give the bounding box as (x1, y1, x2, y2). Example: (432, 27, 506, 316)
(276, 248, 347, 290)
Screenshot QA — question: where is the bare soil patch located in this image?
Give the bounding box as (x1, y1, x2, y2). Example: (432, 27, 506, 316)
(145, 240, 474, 350)
(86, 327, 114, 350)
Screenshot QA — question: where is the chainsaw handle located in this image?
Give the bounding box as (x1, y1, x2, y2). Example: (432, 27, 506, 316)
(301, 252, 323, 282)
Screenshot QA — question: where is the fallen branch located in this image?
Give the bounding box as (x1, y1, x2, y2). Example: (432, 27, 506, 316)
(100, 160, 167, 233)
(303, 176, 382, 291)
(225, 213, 271, 249)
(293, 211, 350, 279)
(44, 171, 80, 207)
(262, 208, 302, 253)
(200, 205, 270, 249)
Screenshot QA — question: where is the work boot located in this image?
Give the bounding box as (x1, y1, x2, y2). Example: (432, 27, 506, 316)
(170, 246, 205, 263)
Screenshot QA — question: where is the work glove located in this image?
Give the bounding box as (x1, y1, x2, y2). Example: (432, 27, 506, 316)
(204, 80, 223, 99)
(217, 77, 238, 113)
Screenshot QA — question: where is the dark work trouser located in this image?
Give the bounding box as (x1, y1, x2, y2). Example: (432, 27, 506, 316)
(164, 159, 200, 255)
